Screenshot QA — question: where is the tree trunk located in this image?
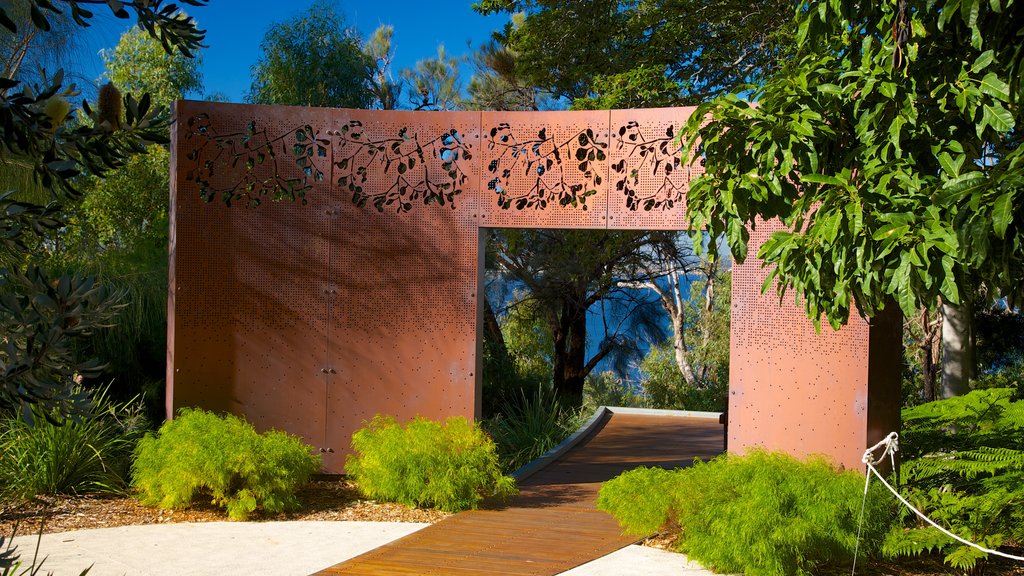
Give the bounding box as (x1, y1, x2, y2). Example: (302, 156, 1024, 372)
(670, 310, 698, 387)
(918, 308, 941, 402)
(940, 300, 975, 398)
(551, 300, 588, 407)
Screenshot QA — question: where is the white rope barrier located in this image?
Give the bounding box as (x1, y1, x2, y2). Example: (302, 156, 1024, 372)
(857, 432, 1024, 567)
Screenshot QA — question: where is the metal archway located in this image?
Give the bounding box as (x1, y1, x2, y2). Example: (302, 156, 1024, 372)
(169, 101, 900, 472)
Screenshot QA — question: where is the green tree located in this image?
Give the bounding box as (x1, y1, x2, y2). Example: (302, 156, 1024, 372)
(247, 0, 372, 108)
(465, 19, 550, 111)
(490, 229, 664, 406)
(402, 44, 463, 111)
(638, 271, 731, 411)
(684, 0, 1023, 396)
(47, 25, 205, 408)
(473, 0, 795, 105)
(101, 26, 201, 109)
(363, 24, 401, 110)
(0, 0, 205, 418)
(1, 0, 82, 82)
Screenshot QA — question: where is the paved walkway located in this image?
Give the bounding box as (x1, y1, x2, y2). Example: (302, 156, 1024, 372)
(8, 522, 718, 576)
(317, 410, 724, 575)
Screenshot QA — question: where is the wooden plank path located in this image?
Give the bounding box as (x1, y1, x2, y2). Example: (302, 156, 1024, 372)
(315, 411, 724, 575)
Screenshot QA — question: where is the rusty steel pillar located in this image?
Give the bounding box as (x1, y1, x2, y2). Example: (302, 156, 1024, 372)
(729, 220, 902, 470)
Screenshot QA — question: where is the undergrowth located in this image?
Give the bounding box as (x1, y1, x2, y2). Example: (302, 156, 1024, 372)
(0, 388, 146, 502)
(884, 388, 1024, 573)
(484, 387, 587, 473)
(598, 450, 893, 576)
(132, 408, 319, 520)
(347, 415, 516, 512)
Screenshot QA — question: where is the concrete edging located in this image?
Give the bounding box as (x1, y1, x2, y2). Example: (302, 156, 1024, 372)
(511, 406, 724, 483)
(604, 407, 723, 419)
(511, 406, 610, 482)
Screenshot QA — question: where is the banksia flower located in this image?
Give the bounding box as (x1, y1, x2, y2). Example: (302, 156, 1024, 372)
(96, 82, 122, 132)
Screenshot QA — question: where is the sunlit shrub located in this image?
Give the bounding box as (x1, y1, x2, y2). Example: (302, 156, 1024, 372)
(347, 415, 516, 512)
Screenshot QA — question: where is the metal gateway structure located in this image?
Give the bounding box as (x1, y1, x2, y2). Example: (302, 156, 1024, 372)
(169, 102, 901, 473)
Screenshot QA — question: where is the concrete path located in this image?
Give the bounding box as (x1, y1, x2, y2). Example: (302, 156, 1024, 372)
(7, 522, 717, 576)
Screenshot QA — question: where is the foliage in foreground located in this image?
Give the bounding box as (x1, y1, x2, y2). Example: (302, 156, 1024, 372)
(0, 389, 146, 502)
(0, 0, 204, 419)
(485, 387, 587, 473)
(1, 521, 91, 576)
(132, 409, 319, 520)
(597, 451, 892, 576)
(884, 388, 1024, 572)
(347, 415, 516, 512)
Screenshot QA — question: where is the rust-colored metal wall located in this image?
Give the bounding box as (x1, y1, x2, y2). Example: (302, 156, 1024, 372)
(730, 220, 902, 470)
(170, 101, 900, 473)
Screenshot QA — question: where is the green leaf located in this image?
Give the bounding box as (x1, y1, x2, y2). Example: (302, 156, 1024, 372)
(979, 72, 1010, 101)
(992, 192, 1014, 238)
(937, 152, 965, 178)
(981, 103, 1015, 135)
(800, 173, 843, 186)
(961, 0, 980, 30)
(940, 255, 960, 303)
(971, 50, 994, 73)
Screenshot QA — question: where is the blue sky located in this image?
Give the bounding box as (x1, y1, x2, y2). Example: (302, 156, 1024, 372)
(79, 1, 510, 103)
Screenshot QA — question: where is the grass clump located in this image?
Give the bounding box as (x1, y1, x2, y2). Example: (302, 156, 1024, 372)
(347, 415, 516, 512)
(598, 450, 893, 576)
(484, 387, 587, 473)
(132, 408, 319, 520)
(0, 389, 147, 502)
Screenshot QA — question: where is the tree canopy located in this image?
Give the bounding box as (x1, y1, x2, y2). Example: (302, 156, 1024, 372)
(473, 0, 795, 105)
(247, 0, 372, 108)
(101, 26, 202, 109)
(685, 0, 1023, 330)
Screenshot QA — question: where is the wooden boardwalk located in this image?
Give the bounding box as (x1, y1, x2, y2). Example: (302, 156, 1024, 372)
(315, 411, 724, 576)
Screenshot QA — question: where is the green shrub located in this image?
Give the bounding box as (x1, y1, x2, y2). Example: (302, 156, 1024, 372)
(347, 415, 516, 512)
(583, 371, 652, 412)
(598, 450, 893, 576)
(132, 408, 319, 520)
(884, 388, 1024, 572)
(484, 387, 587, 472)
(0, 389, 147, 502)
(593, 466, 680, 535)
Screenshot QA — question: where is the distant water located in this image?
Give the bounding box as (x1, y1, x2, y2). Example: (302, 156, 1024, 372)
(489, 277, 696, 381)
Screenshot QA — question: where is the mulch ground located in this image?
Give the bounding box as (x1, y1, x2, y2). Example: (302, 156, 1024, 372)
(0, 478, 447, 537)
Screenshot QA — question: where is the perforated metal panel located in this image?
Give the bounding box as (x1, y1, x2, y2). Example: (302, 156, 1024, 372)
(170, 102, 334, 448)
(478, 110, 610, 229)
(320, 111, 481, 471)
(170, 101, 899, 474)
(606, 108, 696, 230)
(729, 219, 899, 470)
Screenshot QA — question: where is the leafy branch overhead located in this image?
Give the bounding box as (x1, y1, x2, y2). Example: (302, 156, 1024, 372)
(0, 0, 207, 57)
(685, 0, 1023, 329)
(0, 0, 206, 416)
